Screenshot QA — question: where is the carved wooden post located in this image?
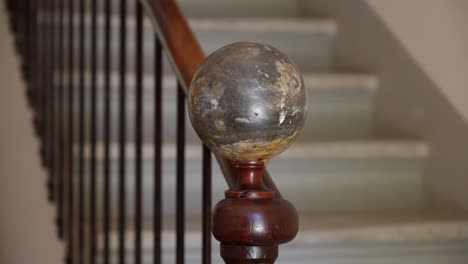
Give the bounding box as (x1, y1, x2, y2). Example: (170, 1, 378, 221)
(188, 42, 307, 263)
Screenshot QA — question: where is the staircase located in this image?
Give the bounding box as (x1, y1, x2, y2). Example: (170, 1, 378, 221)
(41, 0, 468, 263)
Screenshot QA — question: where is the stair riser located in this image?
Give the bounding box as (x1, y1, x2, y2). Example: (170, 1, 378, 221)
(57, 79, 375, 142)
(79, 155, 424, 218)
(176, 0, 302, 18)
(95, 242, 468, 264)
(42, 18, 333, 73)
(41, 0, 302, 18)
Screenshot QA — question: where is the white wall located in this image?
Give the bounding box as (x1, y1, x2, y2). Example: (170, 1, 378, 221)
(0, 6, 63, 264)
(300, 0, 468, 209)
(366, 0, 468, 124)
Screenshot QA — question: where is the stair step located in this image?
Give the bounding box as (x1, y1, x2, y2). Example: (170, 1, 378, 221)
(42, 14, 336, 72)
(81, 140, 428, 217)
(74, 0, 303, 18)
(296, 210, 468, 244)
(94, 210, 468, 263)
(177, 0, 303, 18)
(61, 72, 377, 142)
(302, 73, 378, 140)
(97, 210, 468, 246)
(189, 18, 336, 33)
(281, 139, 427, 159)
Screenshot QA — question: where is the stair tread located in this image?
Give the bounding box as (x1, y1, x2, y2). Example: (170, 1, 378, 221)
(96, 209, 468, 250)
(177, 0, 302, 18)
(303, 73, 378, 91)
(65, 71, 376, 91)
(41, 12, 336, 34)
(188, 17, 336, 34)
(295, 209, 468, 245)
(88, 140, 428, 160)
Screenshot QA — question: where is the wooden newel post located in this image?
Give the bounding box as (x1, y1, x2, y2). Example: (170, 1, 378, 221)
(188, 42, 307, 263)
(213, 160, 298, 263)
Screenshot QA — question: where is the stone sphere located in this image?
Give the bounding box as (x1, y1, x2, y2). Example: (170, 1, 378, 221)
(188, 42, 307, 161)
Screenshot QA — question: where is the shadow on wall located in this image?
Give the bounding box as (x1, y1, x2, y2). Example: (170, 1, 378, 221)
(300, 0, 468, 209)
(0, 5, 64, 264)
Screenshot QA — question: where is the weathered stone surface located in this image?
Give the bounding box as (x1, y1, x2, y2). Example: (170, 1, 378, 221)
(188, 42, 307, 161)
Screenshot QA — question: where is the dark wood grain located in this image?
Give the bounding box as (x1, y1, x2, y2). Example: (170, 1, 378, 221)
(220, 244, 278, 264)
(212, 161, 298, 263)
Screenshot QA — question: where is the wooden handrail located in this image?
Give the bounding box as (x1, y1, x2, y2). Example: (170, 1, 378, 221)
(140, 0, 282, 197)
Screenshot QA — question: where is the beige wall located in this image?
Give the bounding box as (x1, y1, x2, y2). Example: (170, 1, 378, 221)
(366, 0, 468, 124)
(301, 0, 468, 209)
(0, 6, 63, 264)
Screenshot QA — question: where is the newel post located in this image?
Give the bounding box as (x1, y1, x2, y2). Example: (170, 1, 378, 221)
(188, 42, 307, 263)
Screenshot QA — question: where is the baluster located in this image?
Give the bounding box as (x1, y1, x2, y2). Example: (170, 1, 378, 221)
(47, 0, 56, 203)
(25, 0, 34, 107)
(188, 42, 306, 263)
(47, 0, 56, 202)
(77, 0, 86, 262)
(30, 0, 40, 136)
(57, 0, 65, 239)
(202, 145, 212, 264)
(40, 0, 50, 169)
(39, 0, 48, 168)
(153, 37, 163, 264)
(21, 0, 30, 81)
(13, 0, 27, 60)
(32, 3, 42, 136)
(6, 0, 15, 32)
(135, 2, 144, 263)
(176, 82, 186, 264)
(103, 0, 112, 263)
(118, 0, 128, 264)
(66, 0, 76, 263)
(89, 0, 98, 262)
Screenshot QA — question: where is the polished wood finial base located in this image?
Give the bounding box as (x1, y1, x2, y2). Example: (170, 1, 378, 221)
(212, 159, 298, 264)
(220, 244, 278, 264)
(225, 160, 275, 199)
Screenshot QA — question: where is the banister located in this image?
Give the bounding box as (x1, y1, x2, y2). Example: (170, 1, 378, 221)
(8, 0, 302, 263)
(140, 0, 282, 197)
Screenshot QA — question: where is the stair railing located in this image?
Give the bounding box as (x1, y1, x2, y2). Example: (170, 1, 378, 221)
(6, 0, 305, 263)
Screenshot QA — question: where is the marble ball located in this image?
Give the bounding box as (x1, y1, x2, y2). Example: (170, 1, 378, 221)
(188, 42, 307, 161)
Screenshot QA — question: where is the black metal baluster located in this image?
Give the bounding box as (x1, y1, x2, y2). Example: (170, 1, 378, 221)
(135, 2, 144, 264)
(32, 0, 42, 138)
(41, 0, 52, 169)
(25, 0, 33, 106)
(176, 82, 185, 264)
(47, 0, 56, 204)
(16, 0, 27, 70)
(66, 0, 75, 262)
(40, 0, 48, 169)
(6, 0, 13, 30)
(202, 145, 212, 264)
(78, 0, 86, 262)
(153, 37, 163, 264)
(48, 0, 57, 204)
(89, 0, 98, 262)
(28, 0, 38, 112)
(57, 0, 65, 240)
(118, 0, 127, 263)
(103, 0, 112, 263)
(33, 0, 44, 139)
